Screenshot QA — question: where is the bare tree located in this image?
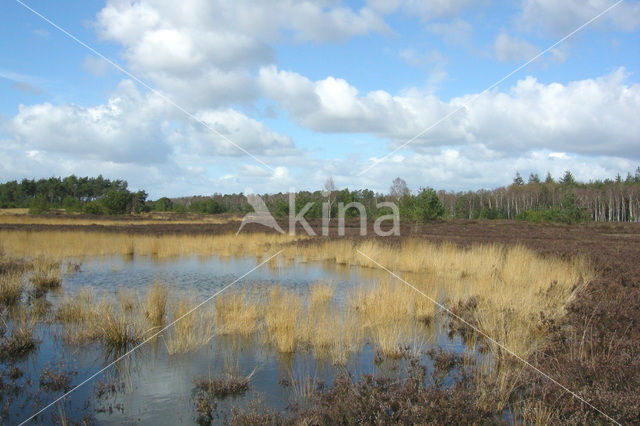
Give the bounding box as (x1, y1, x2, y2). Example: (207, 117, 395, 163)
(323, 177, 336, 213)
(389, 177, 410, 200)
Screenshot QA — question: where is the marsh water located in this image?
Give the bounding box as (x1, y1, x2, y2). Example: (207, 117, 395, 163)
(10, 255, 472, 424)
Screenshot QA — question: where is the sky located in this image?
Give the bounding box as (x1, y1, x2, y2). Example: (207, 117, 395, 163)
(0, 0, 639, 198)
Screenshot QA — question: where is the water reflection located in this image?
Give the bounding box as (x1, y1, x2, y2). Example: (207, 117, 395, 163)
(11, 254, 472, 424)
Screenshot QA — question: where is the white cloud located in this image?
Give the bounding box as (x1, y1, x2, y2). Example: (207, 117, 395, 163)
(520, 0, 640, 35)
(259, 66, 640, 159)
(3, 80, 300, 182)
(494, 33, 541, 63)
(7, 80, 172, 164)
(353, 147, 637, 193)
(182, 109, 297, 157)
(94, 0, 388, 109)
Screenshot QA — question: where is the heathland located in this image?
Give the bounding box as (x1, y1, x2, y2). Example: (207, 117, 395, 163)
(0, 214, 638, 424)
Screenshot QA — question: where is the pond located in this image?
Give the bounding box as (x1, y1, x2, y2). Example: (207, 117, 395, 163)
(5, 254, 474, 424)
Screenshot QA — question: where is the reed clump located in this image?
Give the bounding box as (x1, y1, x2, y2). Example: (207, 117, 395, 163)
(193, 373, 251, 399)
(165, 297, 213, 355)
(264, 287, 301, 353)
(56, 288, 146, 349)
(0, 310, 38, 361)
(215, 292, 261, 336)
(308, 281, 334, 310)
(0, 272, 23, 306)
(30, 257, 62, 289)
(96, 300, 144, 350)
(144, 281, 168, 327)
(55, 288, 95, 324)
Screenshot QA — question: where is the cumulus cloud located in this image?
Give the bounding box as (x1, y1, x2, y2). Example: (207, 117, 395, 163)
(7, 80, 172, 164)
(259, 66, 640, 159)
(354, 147, 638, 193)
(180, 109, 297, 157)
(94, 0, 388, 108)
(4, 80, 300, 170)
(520, 0, 640, 35)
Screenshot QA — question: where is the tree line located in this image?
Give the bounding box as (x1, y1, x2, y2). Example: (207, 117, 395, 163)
(0, 175, 147, 215)
(1, 167, 639, 223)
(436, 168, 640, 223)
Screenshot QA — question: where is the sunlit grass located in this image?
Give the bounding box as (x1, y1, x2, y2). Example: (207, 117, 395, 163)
(0, 272, 23, 306)
(0, 228, 594, 366)
(0, 212, 236, 226)
(165, 297, 213, 355)
(144, 281, 168, 327)
(0, 230, 300, 261)
(215, 292, 261, 337)
(30, 257, 62, 289)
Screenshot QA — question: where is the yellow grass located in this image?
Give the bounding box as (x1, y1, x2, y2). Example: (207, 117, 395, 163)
(308, 281, 334, 310)
(165, 297, 213, 355)
(0, 228, 593, 364)
(144, 281, 168, 327)
(55, 288, 95, 324)
(0, 208, 28, 215)
(30, 257, 62, 289)
(284, 239, 593, 359)
(56, 288, 146, 348)
(263, 287, 302, 353)
(0, 272, 23, 306)
(0, 230, 300, 261)
(0, 213, 236, 226)
(214, 292, 261, 336)
(97, 300, 144, 350)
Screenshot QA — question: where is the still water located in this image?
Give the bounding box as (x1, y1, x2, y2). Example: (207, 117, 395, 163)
(10, 255, 469, 424)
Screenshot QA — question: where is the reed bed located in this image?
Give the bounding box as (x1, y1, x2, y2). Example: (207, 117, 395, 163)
(0, 230, 299, 261)
(282, 239, 593, 359)
(0, 214, 235, 226)
(1, 229, 593, 366)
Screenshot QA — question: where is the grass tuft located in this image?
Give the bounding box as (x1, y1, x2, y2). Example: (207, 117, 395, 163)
(30, 257, 62, 289)
(145, 281, 168, 327)
(0, 310, 38, 361)
(0, 272, 23, 306)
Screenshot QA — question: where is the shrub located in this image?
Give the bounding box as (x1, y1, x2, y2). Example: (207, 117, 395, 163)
(99, 190, 131, 214)
(28, 195, 50, 214)
(399, 188, 445, 222)
(152, 197, 174, 212)
(188, 199, 226, 214)
(62, 196, 82, 213)
(83, 201, 105, 215)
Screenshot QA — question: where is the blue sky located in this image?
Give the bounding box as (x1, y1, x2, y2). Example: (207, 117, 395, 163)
(1, 0, 639, 198)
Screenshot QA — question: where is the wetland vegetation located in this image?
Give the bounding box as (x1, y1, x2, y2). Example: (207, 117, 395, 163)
(1, 214, 630, 424)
